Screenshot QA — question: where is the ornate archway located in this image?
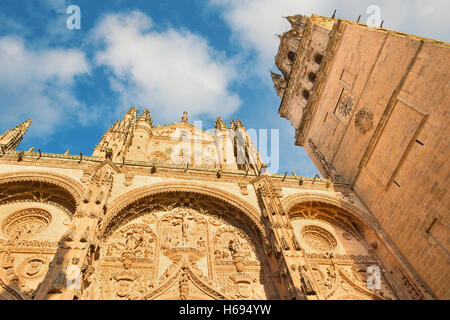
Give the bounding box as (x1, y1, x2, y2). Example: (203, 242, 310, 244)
(0, 171, 85, 214)
(282, 193, 399, 300)
(101, 183, 267, 241)
(86, 184, 275, 300)
(0, 172, 82, 300)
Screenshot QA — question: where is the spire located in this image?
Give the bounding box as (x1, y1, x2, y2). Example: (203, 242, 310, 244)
(181, 111, 189, 123)
(139, 108, 153, 127)
(286, 14, 307, 33)
(270, 71, 287, 98)
(215, 117, 227, 131)
(93, 107, 137, 159)
(0, 118, 32, 151)
(229, 119, 237, 130)
(127, 106, 138, 116)
(236, 118, 245, 129)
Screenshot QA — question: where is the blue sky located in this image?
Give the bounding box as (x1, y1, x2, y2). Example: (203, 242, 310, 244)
(0, 0, 448, 177)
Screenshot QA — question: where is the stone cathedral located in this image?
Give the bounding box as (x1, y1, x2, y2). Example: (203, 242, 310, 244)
(271, 13, 449, 299)
(0, 13, 447, 301)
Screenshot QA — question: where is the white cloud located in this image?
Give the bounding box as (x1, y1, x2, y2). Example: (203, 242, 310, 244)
(0, 36, 91, 137)
(41, 0, 68, 13)
(210, 0, 450, 78)
(92, 11, 241, 122)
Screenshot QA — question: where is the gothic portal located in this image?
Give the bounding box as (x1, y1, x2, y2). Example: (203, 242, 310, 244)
(0, 105, 435, 300)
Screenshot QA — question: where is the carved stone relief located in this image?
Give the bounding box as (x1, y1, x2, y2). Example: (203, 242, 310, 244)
(354, 108, 374, 134)
(17, 256, 49, 280)
(1, 208, 52, 242)
(301, 225, 337, 252)
(290, 213, 398, 300)
(93, 195, 270, 300)
(335, 91, 354, 121)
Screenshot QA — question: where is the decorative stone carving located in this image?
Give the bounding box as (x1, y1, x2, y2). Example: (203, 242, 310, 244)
(342, 232, 352, 240)
(214, 117, 227, 131)
(335, 92, 353, 121)
(237, 182, 248, 195)
(229, 272, 255, 299)
(213, 227, 258, 265)
(208, 215, 223, 226)
(48, 270, 67, 293)
(1, 208, 52, 241)
(112, 270, 141, 299)
(270, 72, 287, 98)
(299, 267, 315, 295)
(302, 225, 337, 252)
(17, 256, 49, 279)
(308, 139, 338, 180)
(62, 226, 76, 242)
(179, 267, 189, 300)
(123, 173, 134, 187)
(181, 111, 189, 124)
(105, 148, 113, 160)
(292, 236, 301, 251)
(160, 207, 207, 262)
(354, 108, 374, 134)
(105, 223, 156, 267)
(80, 227, 90, 243)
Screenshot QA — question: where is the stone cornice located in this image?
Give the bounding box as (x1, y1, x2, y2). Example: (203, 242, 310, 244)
(0, 150, 351, 192)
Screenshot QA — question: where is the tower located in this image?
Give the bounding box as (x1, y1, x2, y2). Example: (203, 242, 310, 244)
(272, 13, 449, 299)
(126, 108, 154, 162)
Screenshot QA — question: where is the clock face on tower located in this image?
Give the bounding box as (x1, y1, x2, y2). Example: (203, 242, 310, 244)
(335, 90, 354, 122)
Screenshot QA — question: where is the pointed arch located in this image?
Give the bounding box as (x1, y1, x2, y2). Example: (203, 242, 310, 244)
(282, 191, 383, 236)
(101, 182, 267, 245)
(142, 258, 229, 300)
(0, 171, 85, 214)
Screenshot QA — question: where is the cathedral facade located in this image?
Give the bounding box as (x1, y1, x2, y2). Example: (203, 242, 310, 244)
(0, 105, 436, 300)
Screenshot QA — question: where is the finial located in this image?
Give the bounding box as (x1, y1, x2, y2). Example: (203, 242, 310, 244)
(0, 118, 33, 151)
(105, 147, 113, 160)
(229, 119, 237, 130)
(215, 117, 226, 131)
(139, 108, 153, 127)
(236, 118, 245, 129)
(127, 106, 138, 115)
(181, 111, 188, 123)
(270, 71, 284, 83)
(286, 14, 306, 31)
(331, 9, 336, 19)
(15, 118, 32, 131)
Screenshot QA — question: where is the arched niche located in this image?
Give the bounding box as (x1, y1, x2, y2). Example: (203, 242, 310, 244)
(0, 172, 81, 300)
(284, 197, 399, 300)
(87, 189, 275, 300)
